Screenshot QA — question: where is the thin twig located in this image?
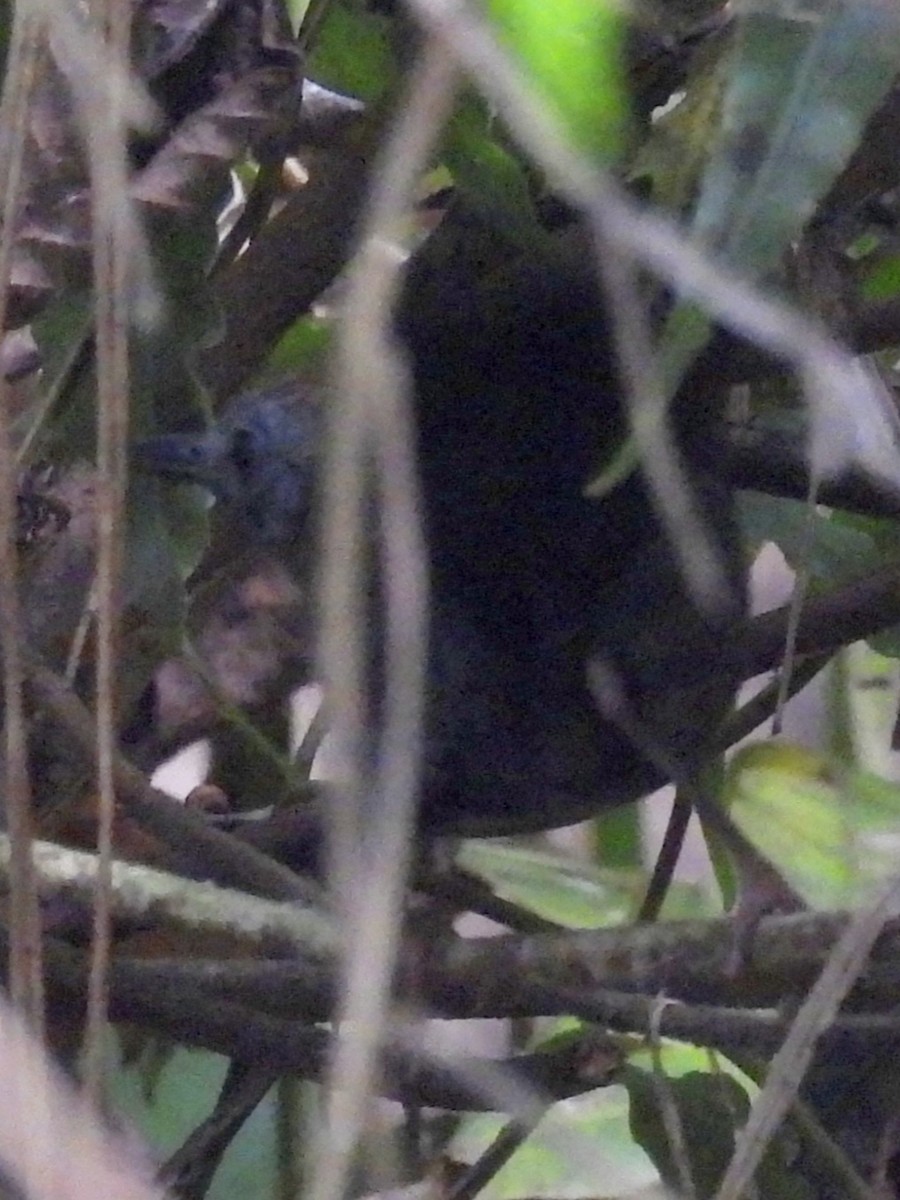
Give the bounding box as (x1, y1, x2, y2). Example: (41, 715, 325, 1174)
(314, 37, 454, 1200)
(26, 655, 322, 904)
(638, 792, 693, 923)
(0, 4, 45, 1033)
(715, 655, 831, 753)
(447, 1115, 546, 1200)
(84, 0, 134, 1102)
(162, 1061, 276, 1198)
(715, 874, 900, 1200)
(0, 994, 165, 1200)
(591, 232, 726, 607)
(214, 160, 282, 276)
(649, 998, 697, 1200)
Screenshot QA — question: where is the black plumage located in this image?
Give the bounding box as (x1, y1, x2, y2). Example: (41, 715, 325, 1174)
(135, 231, 746, 837)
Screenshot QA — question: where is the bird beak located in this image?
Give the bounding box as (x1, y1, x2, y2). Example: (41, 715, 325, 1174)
(132, 431, 230, 496)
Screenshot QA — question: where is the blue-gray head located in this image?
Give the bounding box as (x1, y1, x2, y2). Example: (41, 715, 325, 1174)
(134, 382, 320, 547)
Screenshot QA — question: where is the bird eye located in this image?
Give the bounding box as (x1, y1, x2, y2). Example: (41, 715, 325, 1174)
(229, 427, 256, 475)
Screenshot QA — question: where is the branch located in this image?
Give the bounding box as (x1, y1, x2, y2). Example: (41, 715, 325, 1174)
(427, 910, 900, 1015)
(25, 656, 323, 905)
(738, 561, 900, 681)
(725, 420, 900, 520)
(197, 139, 373, 402)
(101, 906, 900, 1023)
(0, 835, 335, 960)
(37, 935, 617, 1113)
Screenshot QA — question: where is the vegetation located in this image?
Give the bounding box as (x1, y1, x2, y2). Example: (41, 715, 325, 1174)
(2, 2, 900, 1199)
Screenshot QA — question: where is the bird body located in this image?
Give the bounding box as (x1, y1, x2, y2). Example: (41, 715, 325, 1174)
(136, 235, 746, 837)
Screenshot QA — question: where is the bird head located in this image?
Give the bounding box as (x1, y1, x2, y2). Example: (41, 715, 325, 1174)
(134, 382, 320, 548)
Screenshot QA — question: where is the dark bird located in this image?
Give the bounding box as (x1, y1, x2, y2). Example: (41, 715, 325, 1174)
(135, 227, 747, 839)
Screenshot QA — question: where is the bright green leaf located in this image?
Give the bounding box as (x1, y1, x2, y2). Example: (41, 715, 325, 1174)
(451, 1087, 657, 1199)
(727, 742, 900, 907)
(487, 0, 626, 161)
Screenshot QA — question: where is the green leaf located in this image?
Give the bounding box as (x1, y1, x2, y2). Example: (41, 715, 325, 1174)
(864, 252, 900, 302)
(736, 493, 879, 583)
(287, 0, 312, 36)
(111, 1041, 298, 1200)
(828, 644, 900, 774)
(309, 1, 395, 102)
(117, 477, 198, 715)
(869, 622, 900, 660)
(458, 840, 637, 928)
(626, 1066, 747, 1198)
(457, 840, 712, 927)
(625, 1064, 810, 1200)
(592, 802, 642, 869)
(264, 313, 333, 383)
(630, 40, 729, 212)
(443, 95, 545, 251)
(26, 291, 95, 462)
(693, 4, 900, 276)
(487, 0, 626, 161)
(726, 742, 900, 907)
(450, 1087, 657, 1199)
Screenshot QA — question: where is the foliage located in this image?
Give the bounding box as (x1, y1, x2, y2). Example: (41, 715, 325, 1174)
(4, 2, 900, 1200)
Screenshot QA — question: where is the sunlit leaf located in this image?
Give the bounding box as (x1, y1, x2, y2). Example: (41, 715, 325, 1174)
(829, 643, 900, 774)
(726, 742, 900, 907)
(487, 0, 626, 161)
(451, 1087, 657, 1199)
(286, 0, 312, 36)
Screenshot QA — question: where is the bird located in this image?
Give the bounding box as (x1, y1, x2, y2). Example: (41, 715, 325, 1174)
(134, 223, 748, 840)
